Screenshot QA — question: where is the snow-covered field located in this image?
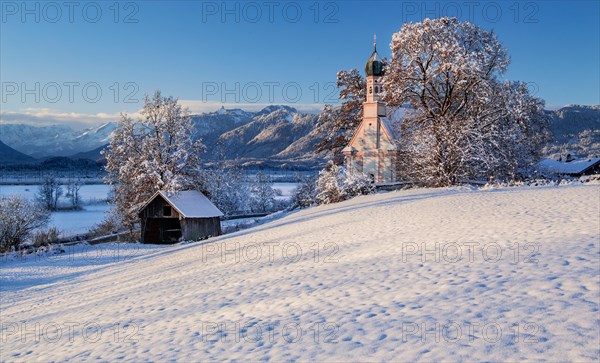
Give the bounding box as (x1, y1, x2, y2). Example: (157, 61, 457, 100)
(1, 185, 599, 362)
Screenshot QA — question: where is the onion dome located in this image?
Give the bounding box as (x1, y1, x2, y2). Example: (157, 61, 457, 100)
(365, 34, 385, 76)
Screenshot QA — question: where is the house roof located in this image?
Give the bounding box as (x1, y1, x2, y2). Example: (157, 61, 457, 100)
(537, 157, 600, 175)
(141, 190, 224, 218)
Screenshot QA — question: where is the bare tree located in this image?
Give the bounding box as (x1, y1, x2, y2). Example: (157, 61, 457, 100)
(36, 176, 63, 211)
(65, 178, 83, 208)
(0, 195, 51, 252)
(315, 69, 366, 157)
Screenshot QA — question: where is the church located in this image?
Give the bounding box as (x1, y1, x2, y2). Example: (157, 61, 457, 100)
(342, 38, 399, 183)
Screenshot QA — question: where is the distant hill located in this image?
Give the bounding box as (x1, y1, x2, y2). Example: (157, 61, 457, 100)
(70, 144, 108, 163)
(548, 105, 600, 141)
(544, 105, 600, 159)
(0, 140, 36, 164)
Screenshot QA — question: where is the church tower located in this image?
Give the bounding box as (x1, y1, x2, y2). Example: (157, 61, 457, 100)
(343, 35, 398, 183)
(364, 34, 386, 116)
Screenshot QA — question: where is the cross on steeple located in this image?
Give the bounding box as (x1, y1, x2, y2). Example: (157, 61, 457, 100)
(373, 33, 377, 51)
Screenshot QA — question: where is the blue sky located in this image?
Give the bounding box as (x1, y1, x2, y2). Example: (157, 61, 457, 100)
(1, 0, 599, 127)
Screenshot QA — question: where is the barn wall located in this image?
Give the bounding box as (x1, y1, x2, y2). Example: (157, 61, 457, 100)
(139, 196, 180, 219)
(139, 195, 182, 244)
(584, 163, 600, 175)
(181, 217, 222, 241)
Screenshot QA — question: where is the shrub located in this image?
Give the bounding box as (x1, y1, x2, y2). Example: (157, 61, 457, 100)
(32, 227, 61, 247)
(88, 212, 124, 239)
(344, 172, 375, 198)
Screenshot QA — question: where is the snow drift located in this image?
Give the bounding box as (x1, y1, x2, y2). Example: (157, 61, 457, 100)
(1, 185, 599, 361)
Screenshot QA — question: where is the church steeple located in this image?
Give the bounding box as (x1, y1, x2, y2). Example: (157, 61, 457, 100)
(365, 34, 385, 104)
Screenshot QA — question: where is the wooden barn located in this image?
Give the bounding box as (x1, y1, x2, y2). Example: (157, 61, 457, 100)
(138, 190, 223, 244)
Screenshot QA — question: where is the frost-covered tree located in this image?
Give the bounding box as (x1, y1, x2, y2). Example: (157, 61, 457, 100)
(0, 195, 51, 252)
(344, 172, 375, 198)
(315, 164, 346, 205)
(315, 163, 375, 205)
(383, 17, 550, 185)
(249, 171, 276, 213)
(202, 163, 249, 216)
(291, 175, 317, 208)
(316, 69, 366, 156)
(104, 90, 204, 233)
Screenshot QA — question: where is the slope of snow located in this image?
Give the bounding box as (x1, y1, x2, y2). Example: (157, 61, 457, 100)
(1, 185, 599, 361)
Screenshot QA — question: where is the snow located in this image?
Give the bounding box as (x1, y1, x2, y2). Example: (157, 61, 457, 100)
(154, 191, 223, 218)
(537, 157, 600, 175)
(49, 203, 112, 236)
(1, 185, 599, 361)
(272, 182, 297, 200)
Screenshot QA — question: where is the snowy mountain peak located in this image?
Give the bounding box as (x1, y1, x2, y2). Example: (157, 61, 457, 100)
(257, 105, 297, 115)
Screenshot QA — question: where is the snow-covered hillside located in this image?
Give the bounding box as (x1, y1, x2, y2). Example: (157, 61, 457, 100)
(1, 185, 599, 361)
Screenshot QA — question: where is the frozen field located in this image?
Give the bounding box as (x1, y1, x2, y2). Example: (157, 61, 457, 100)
(0, 184, 112, 236)
(1, 185, 599, 361)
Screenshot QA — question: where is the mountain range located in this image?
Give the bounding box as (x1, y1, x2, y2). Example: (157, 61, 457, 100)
(0, 106, 326, 168)
(1, 104, 598, 168)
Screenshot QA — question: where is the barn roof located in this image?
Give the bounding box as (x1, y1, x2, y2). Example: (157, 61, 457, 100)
(141, 190, 224, 218)
(537, 157, 600, 175)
